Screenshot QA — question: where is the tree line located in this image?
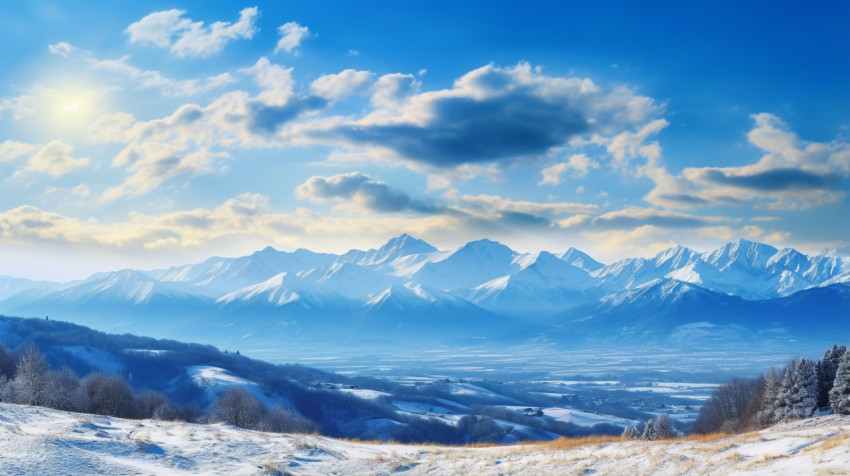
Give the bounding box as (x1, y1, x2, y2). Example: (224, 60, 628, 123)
(692, 344, 849, 434)
(0, 342, 316, 434)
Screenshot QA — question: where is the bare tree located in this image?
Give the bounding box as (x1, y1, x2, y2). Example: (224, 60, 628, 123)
(82, 373, 139, 418)
(214, 386, 266, 429)
(693, 377, 759, 433)
(259, 407, 317, 434)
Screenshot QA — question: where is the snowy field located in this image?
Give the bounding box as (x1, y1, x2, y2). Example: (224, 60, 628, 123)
(0, 403, 847, 475)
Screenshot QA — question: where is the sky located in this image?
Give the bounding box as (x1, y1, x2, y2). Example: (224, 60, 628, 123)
(0, 1, 848, 281)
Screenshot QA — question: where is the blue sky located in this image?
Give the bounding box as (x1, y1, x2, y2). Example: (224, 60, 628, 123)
(0, 1, 847, 280)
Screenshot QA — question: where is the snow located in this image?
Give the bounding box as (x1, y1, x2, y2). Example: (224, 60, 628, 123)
(337, 388, 391, 400)
(538, 407, 638, 428)
(0, 403, 846, 475)
(57, 346, 124, 374)
(186, 366, 282, 408)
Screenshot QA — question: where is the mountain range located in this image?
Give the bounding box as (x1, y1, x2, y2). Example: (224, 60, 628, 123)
(1, 235, 847, 351)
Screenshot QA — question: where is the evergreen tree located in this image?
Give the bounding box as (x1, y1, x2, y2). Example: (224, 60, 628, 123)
(653, 414, 675, 438)
(829, 351, 850, 415)
(642, 418, 657, 440)
(753, 367, 781, 427)
(817, 345, 847, 409)
(776, 358, 818, 421)
(621, 425, 641, 439)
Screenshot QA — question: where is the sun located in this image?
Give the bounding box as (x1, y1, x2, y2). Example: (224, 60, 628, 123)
(40, 85, 104, 131)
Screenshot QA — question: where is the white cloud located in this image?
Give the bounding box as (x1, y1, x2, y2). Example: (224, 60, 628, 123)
(445, 189, 597, 216)
(370, 73, 419, 108)
(49, 42, 237, 98)
(90, 55, 236, 97)
(14, 140, 89, 177)
(0, 140, 37, 162)
(125, 7, 258, 58)
(0, 93, 37, 119)
(645, 113, 850, 210)
(310, 69, 373, 101)
(539, 153, 599, 185)
(47, 41, 76, 58)
(239, 57, 295, 106)
(607, 118, 669, 172)
(274, 22, 311, 54)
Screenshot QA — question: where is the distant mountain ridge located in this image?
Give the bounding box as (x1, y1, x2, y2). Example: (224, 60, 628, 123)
(0, 235, 847, 349)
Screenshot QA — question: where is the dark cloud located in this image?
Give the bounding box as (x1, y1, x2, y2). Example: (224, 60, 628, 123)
(317, 94, 588, 166)
(248, 95, 327, 134)
(296, 172, 440, 214)
(696, 168, 844, 191)
(496, 211, 552, 227)
(171, 214, 213, 229)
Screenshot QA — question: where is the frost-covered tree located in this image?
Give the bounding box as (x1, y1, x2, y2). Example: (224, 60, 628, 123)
(775, 358, 818, 421)
(642, 418, 657, 440)
(817, 345, 847, 409)
(621, 425, 641, 439)
(829, 351, 850, 415)
(750, 367, 782, 427)
(653, 414, 676, 438)
(13, 343, 49, 406)
(44, 367, 82, 412)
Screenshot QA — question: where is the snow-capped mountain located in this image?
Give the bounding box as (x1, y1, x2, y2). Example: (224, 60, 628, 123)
(466, 251, 600, 315)
(156, 246, 337, 296)
(217, 272, 349, 310)
(551, 278, 849, 346)
(412, 239, 519, 290)
(0, 235, 846, 349)
(336, 233, 437, 267)
(556, 247, 604, 272)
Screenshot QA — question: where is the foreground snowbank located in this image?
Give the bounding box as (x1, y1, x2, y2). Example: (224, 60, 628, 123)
(0, 403, 847, 475)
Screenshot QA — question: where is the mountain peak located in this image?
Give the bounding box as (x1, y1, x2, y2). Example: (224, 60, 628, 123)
(653, 244, 698, 269)
(557, 247, 603, 271)
(362, 234, 437, 266)
(707, 239, 778, 271)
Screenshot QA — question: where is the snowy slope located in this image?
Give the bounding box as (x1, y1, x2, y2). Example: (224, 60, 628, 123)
(336, 233, 437, 267)
(467, 251, 600, 315)
(217, 272, 351, 310)
(0, 403, 846, 475)
(156, 247, 337, 296)
(413, 238, 520, 290)
(556, 247, 604, 272)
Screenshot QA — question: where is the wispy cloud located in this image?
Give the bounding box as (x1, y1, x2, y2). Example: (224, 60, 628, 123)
(49, 42, 236, 98)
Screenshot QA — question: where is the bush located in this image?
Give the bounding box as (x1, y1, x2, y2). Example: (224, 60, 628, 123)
(82, 373, 139, 418)
(214, 387, 266, 429)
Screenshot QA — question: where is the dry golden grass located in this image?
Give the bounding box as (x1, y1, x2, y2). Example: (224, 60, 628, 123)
(817, 432, 849, 451)
(814, 469, 850, 475)
(678, 431, 733, 442)
(536, 434, 621, 451)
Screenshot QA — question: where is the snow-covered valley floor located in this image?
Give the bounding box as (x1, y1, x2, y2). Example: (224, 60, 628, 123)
(0, 403, 847, 475)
